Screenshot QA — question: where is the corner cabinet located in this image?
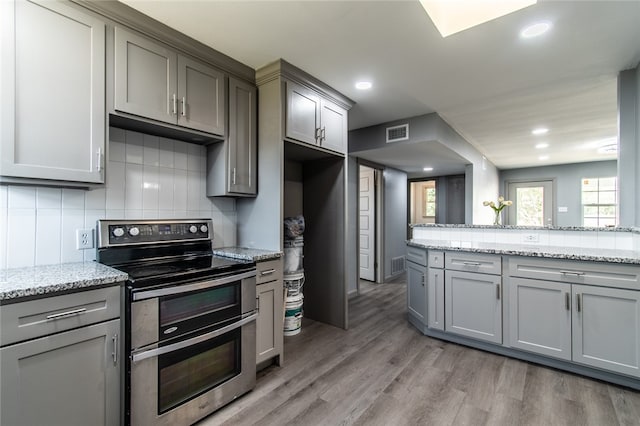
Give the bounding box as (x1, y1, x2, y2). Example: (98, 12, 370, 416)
(114, 26, 225, 137)
(285, 81, 348, 154)
(207, 77, 257, 197)
(1, 0, 106, 184)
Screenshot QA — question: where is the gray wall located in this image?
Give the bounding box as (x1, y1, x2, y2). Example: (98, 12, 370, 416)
(347, 156, 358, 295)
(349, 113, 499, 224)
(383, 167, 407, 280)
(617, 65, 640, 227)
(500, 160, 617, 227)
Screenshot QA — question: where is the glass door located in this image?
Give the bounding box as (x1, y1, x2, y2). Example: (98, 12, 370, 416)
(506, 180, 554, 226)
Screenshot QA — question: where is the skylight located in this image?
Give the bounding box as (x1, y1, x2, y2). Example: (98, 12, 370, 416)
(419, 0, 537, 37)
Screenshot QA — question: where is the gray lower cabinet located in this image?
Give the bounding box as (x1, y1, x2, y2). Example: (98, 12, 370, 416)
(508, 277, 572, 360)
(207, 77, 257, 196)
(256, 259, 284, 366)
(1, 0, 105, 184)
(572, 284, 640, 377)
(285, 81, 348, 154)
(427, 267, 445, 330)
(407, 260, 427, 323)
(114, 26, 225, 137)
(445, 270, 502, 344)
(0, 318, 120, 426)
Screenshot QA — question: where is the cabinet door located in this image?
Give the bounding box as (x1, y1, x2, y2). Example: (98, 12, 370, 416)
(445, 270, 502, 343)
(407, 261, 427, 323)
(427, 267, 445, 330)
(1, 0, 105, 183)
(228, 77, 257, 195)
(572, 285, 640, 377)
(0, 319, 120, 426)
(285, 81, 320, 145)
(114, 26, 177, 124)
(319, 98, 347, 154)
(256, 280, 284, 365)
(508, 278, 571, 360)
(177, 55, 225, 136)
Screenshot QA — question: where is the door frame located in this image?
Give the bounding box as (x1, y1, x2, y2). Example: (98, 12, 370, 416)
(357, 161, 384, 288)
(407, 177, 438, 237)
(504, 178, 556, 226)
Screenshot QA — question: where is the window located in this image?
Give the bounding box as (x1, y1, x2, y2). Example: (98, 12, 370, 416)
(582, 177, 617, 227)
(423, 186, 436, 217)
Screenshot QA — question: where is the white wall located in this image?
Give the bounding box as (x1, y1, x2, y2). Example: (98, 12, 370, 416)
(0, 127, 237, 269)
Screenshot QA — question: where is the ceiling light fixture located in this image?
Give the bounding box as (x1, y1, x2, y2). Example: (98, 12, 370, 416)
(423, 167, 434, 172)
(355, 81, 372, 90)
(538, 155, 549, 161)
(532, 127, 549, 135)
(419, 0, 537, 38)
(520, 21, 552, 38)
(535, 143, 549, 149)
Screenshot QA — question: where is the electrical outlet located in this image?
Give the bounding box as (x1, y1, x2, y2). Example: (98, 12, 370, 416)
(76, 228, 94, 250)
(522, 233, 539, 243)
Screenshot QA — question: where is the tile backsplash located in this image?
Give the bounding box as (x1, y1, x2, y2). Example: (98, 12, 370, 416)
(0, 127, 236, 269)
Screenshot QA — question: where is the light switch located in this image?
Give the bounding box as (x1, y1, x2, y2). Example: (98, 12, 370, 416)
(558, 206, 568, 213)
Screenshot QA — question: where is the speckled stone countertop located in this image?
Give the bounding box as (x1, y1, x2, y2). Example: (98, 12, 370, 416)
(408, 239, 640, 265)
(212, 247, 283, 262)
(410, 224, 640, 233)
(0, 262, 128, 303)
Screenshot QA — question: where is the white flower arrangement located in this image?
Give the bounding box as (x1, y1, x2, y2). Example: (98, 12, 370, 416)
(483, 196, 512, 225)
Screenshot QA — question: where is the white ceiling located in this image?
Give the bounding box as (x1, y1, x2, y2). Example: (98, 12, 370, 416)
(120, 0, 640, 174)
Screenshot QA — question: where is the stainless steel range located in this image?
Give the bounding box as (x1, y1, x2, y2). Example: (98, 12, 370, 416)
(96, 219, 257, 426)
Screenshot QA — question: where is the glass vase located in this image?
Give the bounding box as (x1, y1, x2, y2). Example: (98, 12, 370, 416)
(493, 210, 501, 226)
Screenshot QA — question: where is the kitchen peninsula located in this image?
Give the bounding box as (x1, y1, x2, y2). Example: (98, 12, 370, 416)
(407, 224, 640, 390)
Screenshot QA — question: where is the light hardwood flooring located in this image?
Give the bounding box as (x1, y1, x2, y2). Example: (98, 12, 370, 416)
(200, 275, 640, 426)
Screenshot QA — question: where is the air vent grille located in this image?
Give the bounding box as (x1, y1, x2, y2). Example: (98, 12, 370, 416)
(391, 256, 406, 275)
(386, 124, 409, 143)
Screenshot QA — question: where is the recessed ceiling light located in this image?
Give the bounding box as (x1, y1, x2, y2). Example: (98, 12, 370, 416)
(423, 167, 434, 172)
(532, 127, 549, 135)
(520, 21, 552, 38)
(538, 155, 549, 161)
(355, 81, 372, 90)
(535, 143, 549, 149)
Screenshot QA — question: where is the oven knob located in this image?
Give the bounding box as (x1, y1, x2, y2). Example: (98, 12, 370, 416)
(200, 224, 208, 233)
(189, 225, 198, 234)
(129, 227, 140, 237)
(112, 227, 125, 238)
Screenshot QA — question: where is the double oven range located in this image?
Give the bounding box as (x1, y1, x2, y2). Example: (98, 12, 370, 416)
(97, 219, 257, 425)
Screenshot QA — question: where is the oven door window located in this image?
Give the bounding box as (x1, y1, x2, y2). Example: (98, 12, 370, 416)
(159, 282, 241, 338)
(158, 328, 241, 414)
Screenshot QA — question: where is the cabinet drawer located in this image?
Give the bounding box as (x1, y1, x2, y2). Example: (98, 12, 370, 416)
(0, 286, 120, 346)
(507, 256, 640, 290)
(257, 258, 283, 284)
(428, 251, 444, 269)
(445, 252, 501, 275)
(407, 246, 427, 267)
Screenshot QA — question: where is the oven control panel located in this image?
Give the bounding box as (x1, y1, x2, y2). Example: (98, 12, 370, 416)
(97, 220, 213, 247)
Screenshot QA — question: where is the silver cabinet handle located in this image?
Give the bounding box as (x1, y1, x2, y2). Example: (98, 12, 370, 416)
(560, 270, 585, 276)
(256, 296, 260, 313)
(46, 307, 87, 320)
(463, 261, 481, 266)
(315, 127, 321, 142)
(232, 167, 237, 185)
(181, 96, 186, 117)
(496, 284, 500, 300)
(576, 294, 582, 312)
(421, 274, 425, 287)
(132, 311, 258, 363)
(260, 269, 276, 276)
(172, 94, 177, 115)
(96, 147, 103, 172)
(112, 334, 118, 365)
(321, 127, 326, 141)
(565, 292, 570, 311)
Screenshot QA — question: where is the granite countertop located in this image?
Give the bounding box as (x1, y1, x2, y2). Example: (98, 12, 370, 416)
(0, 262, 128, 303)
(212, 247, 283, 262)
(410, 224, 640, 233)
(408, 239, 640, 265)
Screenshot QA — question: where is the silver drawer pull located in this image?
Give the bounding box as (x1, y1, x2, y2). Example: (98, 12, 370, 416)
(46, 307, 87, 320)
(560, 270, 585, 276)
(462, 261, 481, 266)
(260, 269, 276, 276)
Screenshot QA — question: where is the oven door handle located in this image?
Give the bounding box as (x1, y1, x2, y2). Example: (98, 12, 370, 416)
(132, 269, 257, 300)
(131, 311, 258, 363)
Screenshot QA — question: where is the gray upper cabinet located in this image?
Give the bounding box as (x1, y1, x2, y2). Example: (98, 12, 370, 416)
(285, 81, 347, 154)
(1, 0, 105, 184)
(207, 77, 257, 197)
(114, 26, 225, 137)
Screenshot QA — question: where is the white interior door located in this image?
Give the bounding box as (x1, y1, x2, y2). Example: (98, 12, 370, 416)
(506, 180, 554, 226)
(359, 166, 375, 281)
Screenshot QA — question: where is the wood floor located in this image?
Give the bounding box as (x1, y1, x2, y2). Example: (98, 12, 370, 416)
(200, 275, 640, 426)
